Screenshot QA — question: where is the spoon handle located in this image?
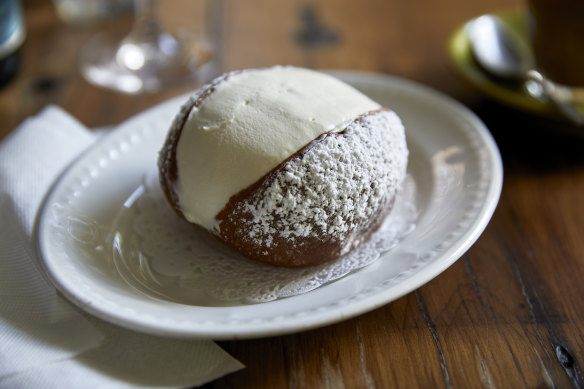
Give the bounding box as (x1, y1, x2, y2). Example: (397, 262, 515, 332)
(525, 70, 584, 126)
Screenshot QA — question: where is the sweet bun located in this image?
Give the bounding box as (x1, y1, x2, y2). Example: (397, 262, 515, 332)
(158, 66, 408, 267)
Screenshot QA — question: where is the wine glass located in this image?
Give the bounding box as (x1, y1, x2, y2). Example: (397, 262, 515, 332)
(79, 0, 214, 94)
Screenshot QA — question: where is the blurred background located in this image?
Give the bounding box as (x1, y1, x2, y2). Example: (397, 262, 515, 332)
(1, 0, 526, 133)
(2, 0, 584, 187)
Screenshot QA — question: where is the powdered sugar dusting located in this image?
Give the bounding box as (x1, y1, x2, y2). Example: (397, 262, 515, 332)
(226, 110, 408, 259)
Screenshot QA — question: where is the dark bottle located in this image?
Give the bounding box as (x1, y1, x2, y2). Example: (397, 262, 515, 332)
(0, 0, 25, 88)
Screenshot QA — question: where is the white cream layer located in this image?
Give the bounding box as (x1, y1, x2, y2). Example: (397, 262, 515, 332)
(175, 66, 381, 230)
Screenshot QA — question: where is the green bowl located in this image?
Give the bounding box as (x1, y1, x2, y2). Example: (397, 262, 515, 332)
(448, 10, 584, 123)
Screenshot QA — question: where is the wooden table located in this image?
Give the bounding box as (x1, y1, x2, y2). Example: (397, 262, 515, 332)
(2, 1, 584, 387)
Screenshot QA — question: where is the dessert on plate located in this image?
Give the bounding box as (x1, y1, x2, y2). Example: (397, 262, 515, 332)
(158, 66, 408, 267)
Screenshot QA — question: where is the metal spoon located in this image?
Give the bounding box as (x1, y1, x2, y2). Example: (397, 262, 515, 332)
(467, 14, 584, 125)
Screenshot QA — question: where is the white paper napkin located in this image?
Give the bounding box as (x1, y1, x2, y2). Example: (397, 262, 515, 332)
(0, 106, 244, 389)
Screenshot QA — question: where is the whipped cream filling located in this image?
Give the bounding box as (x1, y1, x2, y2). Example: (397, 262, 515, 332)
(175, 66, 382, 230)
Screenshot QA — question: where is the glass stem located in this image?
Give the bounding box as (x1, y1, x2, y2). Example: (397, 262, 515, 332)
(129, 0, 162, 42)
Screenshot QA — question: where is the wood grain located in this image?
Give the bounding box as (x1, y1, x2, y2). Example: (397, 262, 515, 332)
(2, 0, 584, 388)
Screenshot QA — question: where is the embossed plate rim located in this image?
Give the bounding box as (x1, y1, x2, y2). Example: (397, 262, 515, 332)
(35, 71, 503, 339)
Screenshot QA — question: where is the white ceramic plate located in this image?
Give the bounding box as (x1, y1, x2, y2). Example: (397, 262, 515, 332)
(35, 71, 502, 339)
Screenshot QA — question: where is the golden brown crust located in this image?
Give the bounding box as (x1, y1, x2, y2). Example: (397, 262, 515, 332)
(214, 111, 395, 267)
(158, 100, 192, 218)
